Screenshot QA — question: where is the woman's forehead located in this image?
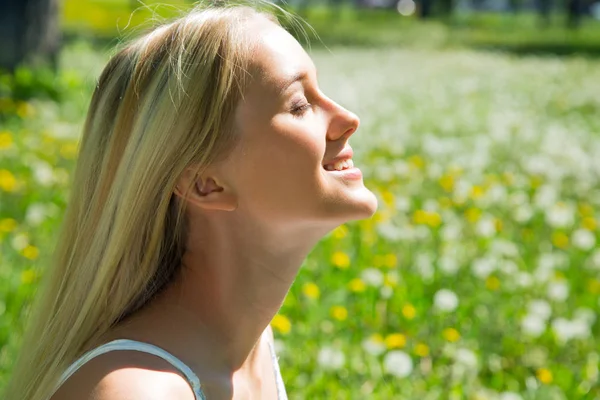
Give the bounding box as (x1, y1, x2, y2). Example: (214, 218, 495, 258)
(246, 21, 315, 95)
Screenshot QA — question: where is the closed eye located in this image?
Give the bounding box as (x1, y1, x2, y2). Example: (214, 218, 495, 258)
(290, 102, 311, 116)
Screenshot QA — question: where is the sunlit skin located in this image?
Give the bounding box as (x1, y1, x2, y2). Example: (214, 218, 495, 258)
(52, 16, 377, 400)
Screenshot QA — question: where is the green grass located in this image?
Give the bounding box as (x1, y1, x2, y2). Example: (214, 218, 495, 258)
(1, 38, 600, 398)
(60, 0, 600, 56)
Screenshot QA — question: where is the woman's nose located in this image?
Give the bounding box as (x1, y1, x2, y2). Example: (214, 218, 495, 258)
(326, 102, 360, 142)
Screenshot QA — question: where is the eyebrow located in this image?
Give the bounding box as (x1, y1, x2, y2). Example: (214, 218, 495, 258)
(276, 71, 309, 95)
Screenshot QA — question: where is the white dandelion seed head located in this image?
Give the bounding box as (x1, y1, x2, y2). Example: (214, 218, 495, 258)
(317, 346, 345, 370)
(433, 289, 459, 312)
(383, 350, 413, 378)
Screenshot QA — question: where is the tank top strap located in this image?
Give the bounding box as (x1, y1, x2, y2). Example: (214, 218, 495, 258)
(54, 339, 206, 400)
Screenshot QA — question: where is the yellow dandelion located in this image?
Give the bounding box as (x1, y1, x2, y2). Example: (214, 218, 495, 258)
(413, 210, 442, 228)
(552, 232, 569, 249)
(331, 251, 350, 269)
(443, 328, 461, 342)
(302, 282, 320, 300)
(530, 176, 543, 189)
(330, 305, 348, 321)
(59, 142, 79, 159)
(438, 174, 454, 192)
(271, 314, 291, 334)
(21, 269, 38, 285)
(415, 343, 430, 357)
(502, 172, 514, 185)
(583, 217, 597, 231)
(21, 245, 39, 260)
(348, 278, 366, 293)
(587, 278, 600, 295)
(0, 218, 17, 232)
(383, 254, 397, 269)
(0, 169, 17, 192)
(382, 191, 395, 207)
(384, 273, 398, 288)
(494, 218, 503, 232)
(408, 155, 425, 169)
(384, 333, 406, 349)
(373, 210, 392, 224)
(16, 101, 33, 118)
(439, 196, 453, 209)
(536, 368, 553, 384)
(465, 207, 482, 223)
(578, 203, 594, 217)
(402, 303, 416, 320)
(470, 185, 485, 200)
(485, 276, 501, 291)
(332, 224, 348, 239)
(373, 255, 385, 267)
(0, 131, 13, 149)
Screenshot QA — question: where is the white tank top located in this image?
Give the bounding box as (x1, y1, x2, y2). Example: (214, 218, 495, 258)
(51, 338, 288, 400)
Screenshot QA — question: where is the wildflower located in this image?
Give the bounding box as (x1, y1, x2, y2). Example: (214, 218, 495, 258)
(551, 232, 569, 249)
(361, 268, 384, 287)
(582, 217, 597, 231)
(413, 210, 442, 228)
(499, 392, 523, 400)
(0, 218, 17, 232)
(332, 224, 348, 239)
(547, 281, 569, 301)
(383, 253, 397, 268)
(402, 303, 416, 320)
(348, 278, 366, 293)
(454, 348, 478, 369)
(271, 314, 291, 335)
(572, 229, 595, 250)
(414, 343, 430, 357)
(0, 131, 13, 149)
(362, 334, 386, 356)
(465, 207, 481, 223)
(521, 314, 546, 337)
(433, 289, 459, 312)
(302, 282, 320, 300)
(0, 169, 17, 192)
(21, 269, 38, 284)
(384, 333, 406, 349)
(21, 245, 39, 260)
(536, 368, 553, 384)
(438, 174, 454, 192)
(384, 271, 399, 287)
(331, 251, 350, 269)
(443, 328, 461, 342)
(546, 203, 575, 228)
(485, 276, 501, 291)
(59, 142, 79, 159)
(383, 350, 413, 378)
(317, 346, 345, 370)
(527, 300, 552, 321)
(330, 306, 348, 321)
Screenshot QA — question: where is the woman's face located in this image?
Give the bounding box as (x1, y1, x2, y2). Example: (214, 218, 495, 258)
(221, 18, 378, 228)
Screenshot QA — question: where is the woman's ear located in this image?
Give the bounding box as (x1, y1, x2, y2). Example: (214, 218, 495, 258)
(174, 168, 238, 211)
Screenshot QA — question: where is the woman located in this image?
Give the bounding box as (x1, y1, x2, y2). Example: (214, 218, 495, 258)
(4, 2, 377, 399)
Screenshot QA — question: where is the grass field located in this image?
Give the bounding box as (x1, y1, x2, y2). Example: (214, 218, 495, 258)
(1, 3, 600, 399)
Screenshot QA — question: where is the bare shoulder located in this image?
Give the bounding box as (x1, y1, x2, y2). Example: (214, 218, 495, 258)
(50, 350, 196, 400)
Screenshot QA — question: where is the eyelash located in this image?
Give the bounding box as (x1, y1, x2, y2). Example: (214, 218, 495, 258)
(290, 102, 311, 116)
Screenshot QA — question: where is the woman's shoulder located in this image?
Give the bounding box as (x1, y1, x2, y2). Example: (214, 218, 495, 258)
(50, 348, 197, 400)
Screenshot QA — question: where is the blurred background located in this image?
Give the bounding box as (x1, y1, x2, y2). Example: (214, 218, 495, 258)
(1, 0, 600, 399)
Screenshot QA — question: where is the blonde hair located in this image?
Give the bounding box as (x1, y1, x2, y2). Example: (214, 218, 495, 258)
(3, 3, 303, 400)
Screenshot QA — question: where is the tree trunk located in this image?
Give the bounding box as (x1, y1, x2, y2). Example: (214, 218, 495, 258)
(0, 0, 61, 71)
(566, 0, 582, 28)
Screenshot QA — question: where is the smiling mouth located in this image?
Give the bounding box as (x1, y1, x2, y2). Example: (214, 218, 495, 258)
(323, 158, 354, 171)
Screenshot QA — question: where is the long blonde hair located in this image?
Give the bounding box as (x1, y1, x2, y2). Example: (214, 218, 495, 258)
(3, 4, 300, 399)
